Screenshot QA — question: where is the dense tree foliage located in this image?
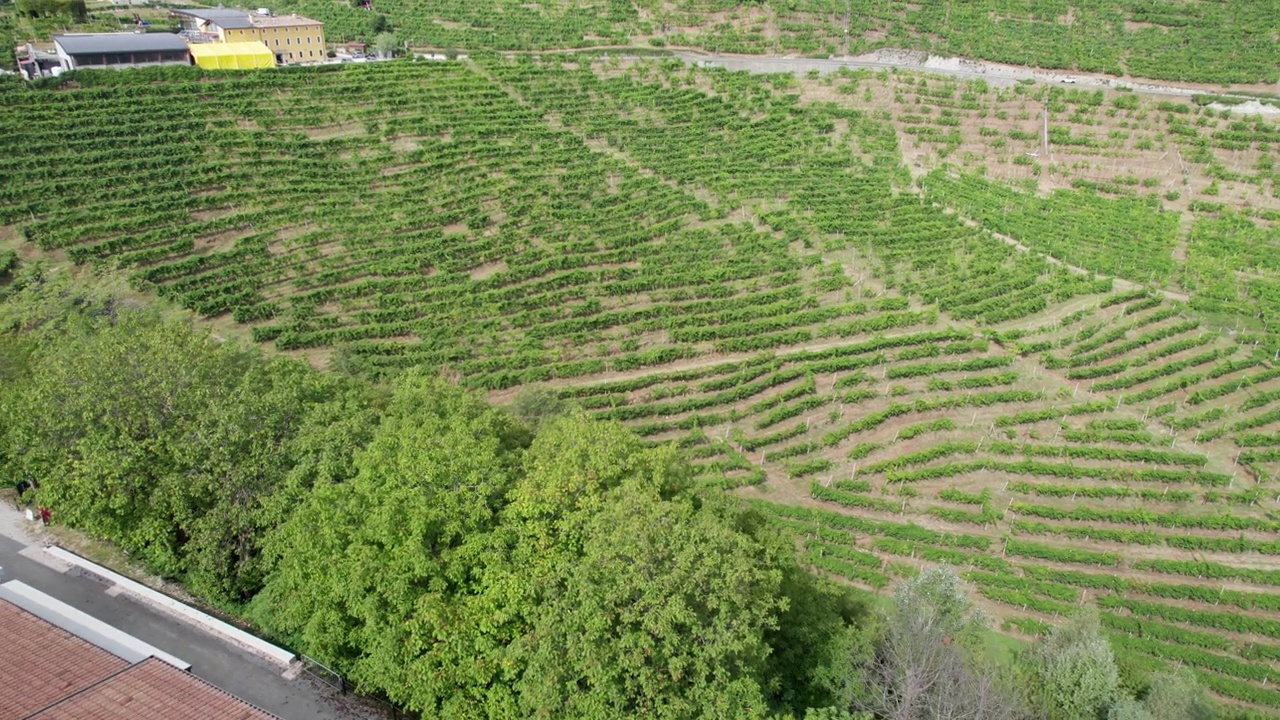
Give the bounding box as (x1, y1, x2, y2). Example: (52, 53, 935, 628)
(14, 0, 85, 20)
(252, 393, 870, 718)
(2, 276, 347, 600)
(0, 267, 873, 718)
(1025, 609, 1121, 720)
(251, 375, 528, 715)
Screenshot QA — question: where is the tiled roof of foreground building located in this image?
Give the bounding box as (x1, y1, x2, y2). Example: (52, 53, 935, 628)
(0, 593, 279, 720)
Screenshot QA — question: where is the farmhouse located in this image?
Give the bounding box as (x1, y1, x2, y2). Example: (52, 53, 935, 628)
(171, 7, 255, 41)
(51, 33, 190, 71)
(172, 7, 326, 64)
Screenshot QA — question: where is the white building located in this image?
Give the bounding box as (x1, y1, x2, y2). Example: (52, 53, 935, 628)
(52, 33, 191, 71)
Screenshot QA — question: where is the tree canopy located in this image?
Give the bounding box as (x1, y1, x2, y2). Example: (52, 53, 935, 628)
(250, 398, 862, 718)
(1, 279, 346, 600)
(1026, 609, 1122, 720)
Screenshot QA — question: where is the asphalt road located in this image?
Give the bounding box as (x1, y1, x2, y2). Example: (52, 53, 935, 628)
(0, 513, 377, 720)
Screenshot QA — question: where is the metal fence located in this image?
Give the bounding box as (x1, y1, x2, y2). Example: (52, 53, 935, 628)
(298, 655, 415, 719)
(300, 654, 345, 693)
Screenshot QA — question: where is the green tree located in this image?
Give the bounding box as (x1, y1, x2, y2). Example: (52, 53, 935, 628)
(504, 414, 862, 719)
(512, 487, 781, 719)
(257, 383, 386, 530)
(508, 384, 571, 430)
(251, 374, 527, 714)
(1106, 697, 1151, 720)
(853, 567, 1022, 720)
(504, 414, 781, 718)
(1, 305, 342, 601)
(0, 265, 126, 488)
(1026, 609, 1121, 720)
(765, 564, 871, 712)
(255, 409, 864, 718)
(4, 312, 242, 564)
(169, 357, 345, 600)
(1142, 668, 1215, 720)
(503, 412, 682, 550)
(374, 31, 398, 57)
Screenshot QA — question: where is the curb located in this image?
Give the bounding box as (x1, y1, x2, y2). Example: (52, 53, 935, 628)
(45, 546, 296, 667)
(0, 579, 191, 670)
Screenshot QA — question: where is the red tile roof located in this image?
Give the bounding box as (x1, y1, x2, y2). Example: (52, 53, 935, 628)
(1, 598, 280, 720)
(27, 657, 279, 720)
(0, 599, 128, 719)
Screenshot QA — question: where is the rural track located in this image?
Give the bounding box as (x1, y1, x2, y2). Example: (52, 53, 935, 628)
(507, 45, 1277, 107)
(670, 49, 1279, 109)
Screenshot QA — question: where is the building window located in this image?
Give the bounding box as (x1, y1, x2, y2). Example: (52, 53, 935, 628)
(286, 37, 290, 44)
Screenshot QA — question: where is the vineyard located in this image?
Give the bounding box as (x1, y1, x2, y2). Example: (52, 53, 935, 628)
(805, 66, 1280, 340)
(3, 55, 1280, 711)
(0, 59, 1109, 386)
(8, 1, 1278, 86)
(229, 0, 1280, 86)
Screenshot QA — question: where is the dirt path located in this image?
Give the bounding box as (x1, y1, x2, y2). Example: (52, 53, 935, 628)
(1172, 212, 1193, 264)
(505, 44, 1278, 106)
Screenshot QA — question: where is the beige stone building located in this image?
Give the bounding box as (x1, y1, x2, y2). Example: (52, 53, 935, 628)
(172, 8, 326, 64)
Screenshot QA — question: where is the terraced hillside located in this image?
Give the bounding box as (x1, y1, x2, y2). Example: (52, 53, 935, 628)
(3, 59, 1280, 710)
(0, 61, 1105, 383)
(805, 68, 1280, 330)
(254, 0, 1280, 86)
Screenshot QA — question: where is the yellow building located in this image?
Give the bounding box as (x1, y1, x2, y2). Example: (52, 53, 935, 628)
(173, 8, 325, 64)
(190, 41, 275, 69)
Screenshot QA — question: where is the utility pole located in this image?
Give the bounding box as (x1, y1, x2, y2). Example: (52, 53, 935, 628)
(844, 0, 850, 42)
(1042, 99, 1051, 161)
